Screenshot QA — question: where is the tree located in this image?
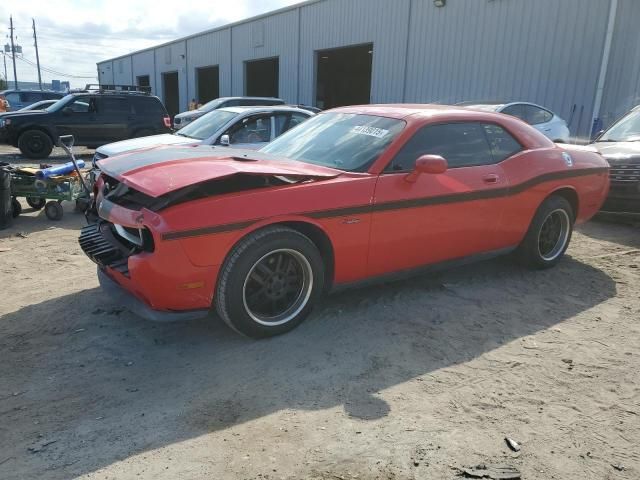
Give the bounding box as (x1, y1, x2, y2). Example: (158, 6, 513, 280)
(0, 77, 6, 90)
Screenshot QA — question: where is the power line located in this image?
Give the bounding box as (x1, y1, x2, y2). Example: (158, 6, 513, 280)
(14, 55, 97, 79)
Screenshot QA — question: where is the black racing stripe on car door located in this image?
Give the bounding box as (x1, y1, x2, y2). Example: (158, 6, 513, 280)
(160, 167, 608, 240)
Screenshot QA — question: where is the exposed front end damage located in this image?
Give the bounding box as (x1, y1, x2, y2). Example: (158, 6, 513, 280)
(79, 157, 341, 321)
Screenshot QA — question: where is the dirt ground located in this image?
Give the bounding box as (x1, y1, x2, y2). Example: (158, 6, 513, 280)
(1, 154, 639, 479)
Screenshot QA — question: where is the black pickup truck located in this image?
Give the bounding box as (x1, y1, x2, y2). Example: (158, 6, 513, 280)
(592, 105, 640, 216)
(0, 85, 171, 159)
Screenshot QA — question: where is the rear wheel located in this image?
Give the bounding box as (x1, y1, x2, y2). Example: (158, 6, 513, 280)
(18, 130, 53, 159)
(517, 195, 574, 269)
(44, 201, 64, 221)
(215, 226, 325, 338)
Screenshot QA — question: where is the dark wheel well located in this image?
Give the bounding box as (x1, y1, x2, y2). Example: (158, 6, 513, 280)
(19, 126, 54, 144)
(548, 188, 579, 219)
(280, 221, 335, 292)
(230, 222, 334, 292)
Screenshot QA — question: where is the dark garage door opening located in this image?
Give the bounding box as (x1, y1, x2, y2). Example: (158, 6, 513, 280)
(162, 71, 179, 118)
(245, 57, 279, 98)
(316, 43, 373, 110)
(136, 75, 150, 88)
(196, 66, 220, 104)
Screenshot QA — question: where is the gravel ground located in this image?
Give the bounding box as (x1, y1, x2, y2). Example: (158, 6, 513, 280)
(0, 174, 639, 479)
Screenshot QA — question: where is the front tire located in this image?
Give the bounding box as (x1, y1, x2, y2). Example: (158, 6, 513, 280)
(517, 195, 574, 269)
(215, 226, 325, 338)
(18, 130, 53, 159)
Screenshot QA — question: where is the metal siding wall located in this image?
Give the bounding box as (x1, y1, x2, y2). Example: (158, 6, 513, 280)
(599, 0, 640, 129)
(231, 9, 299, 102)
(113, 58, 132, 85)
(132, 51, 156, 94)
(186, 29, 232, 101)
(154, 40, 188, 112)
(97, 61, 114, 85)
(404, 0, 610, 137)
(298, 0, 410, 106)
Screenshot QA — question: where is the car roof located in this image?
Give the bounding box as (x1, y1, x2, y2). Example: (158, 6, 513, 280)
(329, 103, 487, 120)
(217, 96, 283, 101)
(218, 105, 314, 114)
(461, 101, 553, 113)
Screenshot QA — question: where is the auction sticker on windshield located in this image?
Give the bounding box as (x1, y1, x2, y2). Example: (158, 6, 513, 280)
(351, 126, 389, 138)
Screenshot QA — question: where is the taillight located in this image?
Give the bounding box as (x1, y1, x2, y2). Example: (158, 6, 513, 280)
(163, 116, 171, 128)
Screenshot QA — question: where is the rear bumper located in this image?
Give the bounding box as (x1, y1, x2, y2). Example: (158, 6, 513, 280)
(98, 268, 210, 322)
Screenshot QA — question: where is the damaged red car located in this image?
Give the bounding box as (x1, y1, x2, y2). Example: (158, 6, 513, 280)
(81, 105, 609, 338)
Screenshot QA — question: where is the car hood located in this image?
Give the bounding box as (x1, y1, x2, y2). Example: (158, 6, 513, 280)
(97, 134, 199, 157)
(592, 141, 640, 163)
(99, 145, 343, 197)
(0, 110, 49, 119)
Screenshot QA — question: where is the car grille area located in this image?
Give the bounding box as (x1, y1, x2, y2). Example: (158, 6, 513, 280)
(79, 222, 130, 277)
(610, 164, 640, 183)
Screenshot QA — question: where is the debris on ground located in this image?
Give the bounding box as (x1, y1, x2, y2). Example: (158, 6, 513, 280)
(28, 439, 57, 454)
(0, 247, 11, 252)
(505, 437, 521, 452)
(14, 232, 28, 238)
(612, 463, 626, 471)
(456, 464, 521, 479)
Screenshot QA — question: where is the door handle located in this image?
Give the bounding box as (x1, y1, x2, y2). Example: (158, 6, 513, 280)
(482, 174, 499, 184)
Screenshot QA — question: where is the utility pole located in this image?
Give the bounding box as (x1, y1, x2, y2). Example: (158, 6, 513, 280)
(32, 18, 42, 90)
(2, 53, 7, 88)
(9, 16, 18, 89)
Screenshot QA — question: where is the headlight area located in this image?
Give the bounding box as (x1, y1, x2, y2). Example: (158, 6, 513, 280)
(79, 221, 155, 277)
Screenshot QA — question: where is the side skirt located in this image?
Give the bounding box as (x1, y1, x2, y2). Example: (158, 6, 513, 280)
(330, 246, 518, 293)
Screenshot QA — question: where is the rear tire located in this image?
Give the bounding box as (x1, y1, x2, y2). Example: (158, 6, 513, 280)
(18, 130, 53, 159)
(26, 196, 46, 210)
(215, 226, 325, 338)
(44, 201, 64, 221)
(11, 197, 21, 218)
(516, 195, 574, 269)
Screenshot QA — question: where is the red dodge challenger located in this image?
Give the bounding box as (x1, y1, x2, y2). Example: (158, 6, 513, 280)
(81, 105, 609, 338)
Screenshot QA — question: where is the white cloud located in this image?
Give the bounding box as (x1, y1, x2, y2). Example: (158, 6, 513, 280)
(1, 0, 300, 88)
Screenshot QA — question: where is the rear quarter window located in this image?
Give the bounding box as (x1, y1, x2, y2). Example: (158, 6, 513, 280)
(132, 97, 166, 115)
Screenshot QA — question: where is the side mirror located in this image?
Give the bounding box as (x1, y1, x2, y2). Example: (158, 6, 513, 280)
(405, 155, 448, 183)
(62, 107, 73, 115)
(220, 134, 230, 146)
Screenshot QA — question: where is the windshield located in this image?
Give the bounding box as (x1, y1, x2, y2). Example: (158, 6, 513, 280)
(600, 109, 640, 142)
(261, 113, 406, 172)
(45, 95, 75, 112)
(177, 109, 238, 140)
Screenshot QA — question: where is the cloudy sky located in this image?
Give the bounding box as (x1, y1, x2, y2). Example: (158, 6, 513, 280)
(1, 0, 300, 88)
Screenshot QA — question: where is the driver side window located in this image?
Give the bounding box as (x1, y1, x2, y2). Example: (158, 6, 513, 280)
(226, 115, 272, 144)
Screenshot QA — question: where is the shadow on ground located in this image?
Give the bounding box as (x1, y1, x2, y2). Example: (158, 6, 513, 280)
(0, 255, 616, 479)
(578, 218, 640, 249)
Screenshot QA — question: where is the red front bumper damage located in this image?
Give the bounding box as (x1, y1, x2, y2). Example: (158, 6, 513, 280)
(79, 206, 218, 319)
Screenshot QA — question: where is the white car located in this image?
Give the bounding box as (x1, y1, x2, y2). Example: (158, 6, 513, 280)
(173, 96, 285, 129)
(459, 101, 571, 143)
(93, 105, 313, 163)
